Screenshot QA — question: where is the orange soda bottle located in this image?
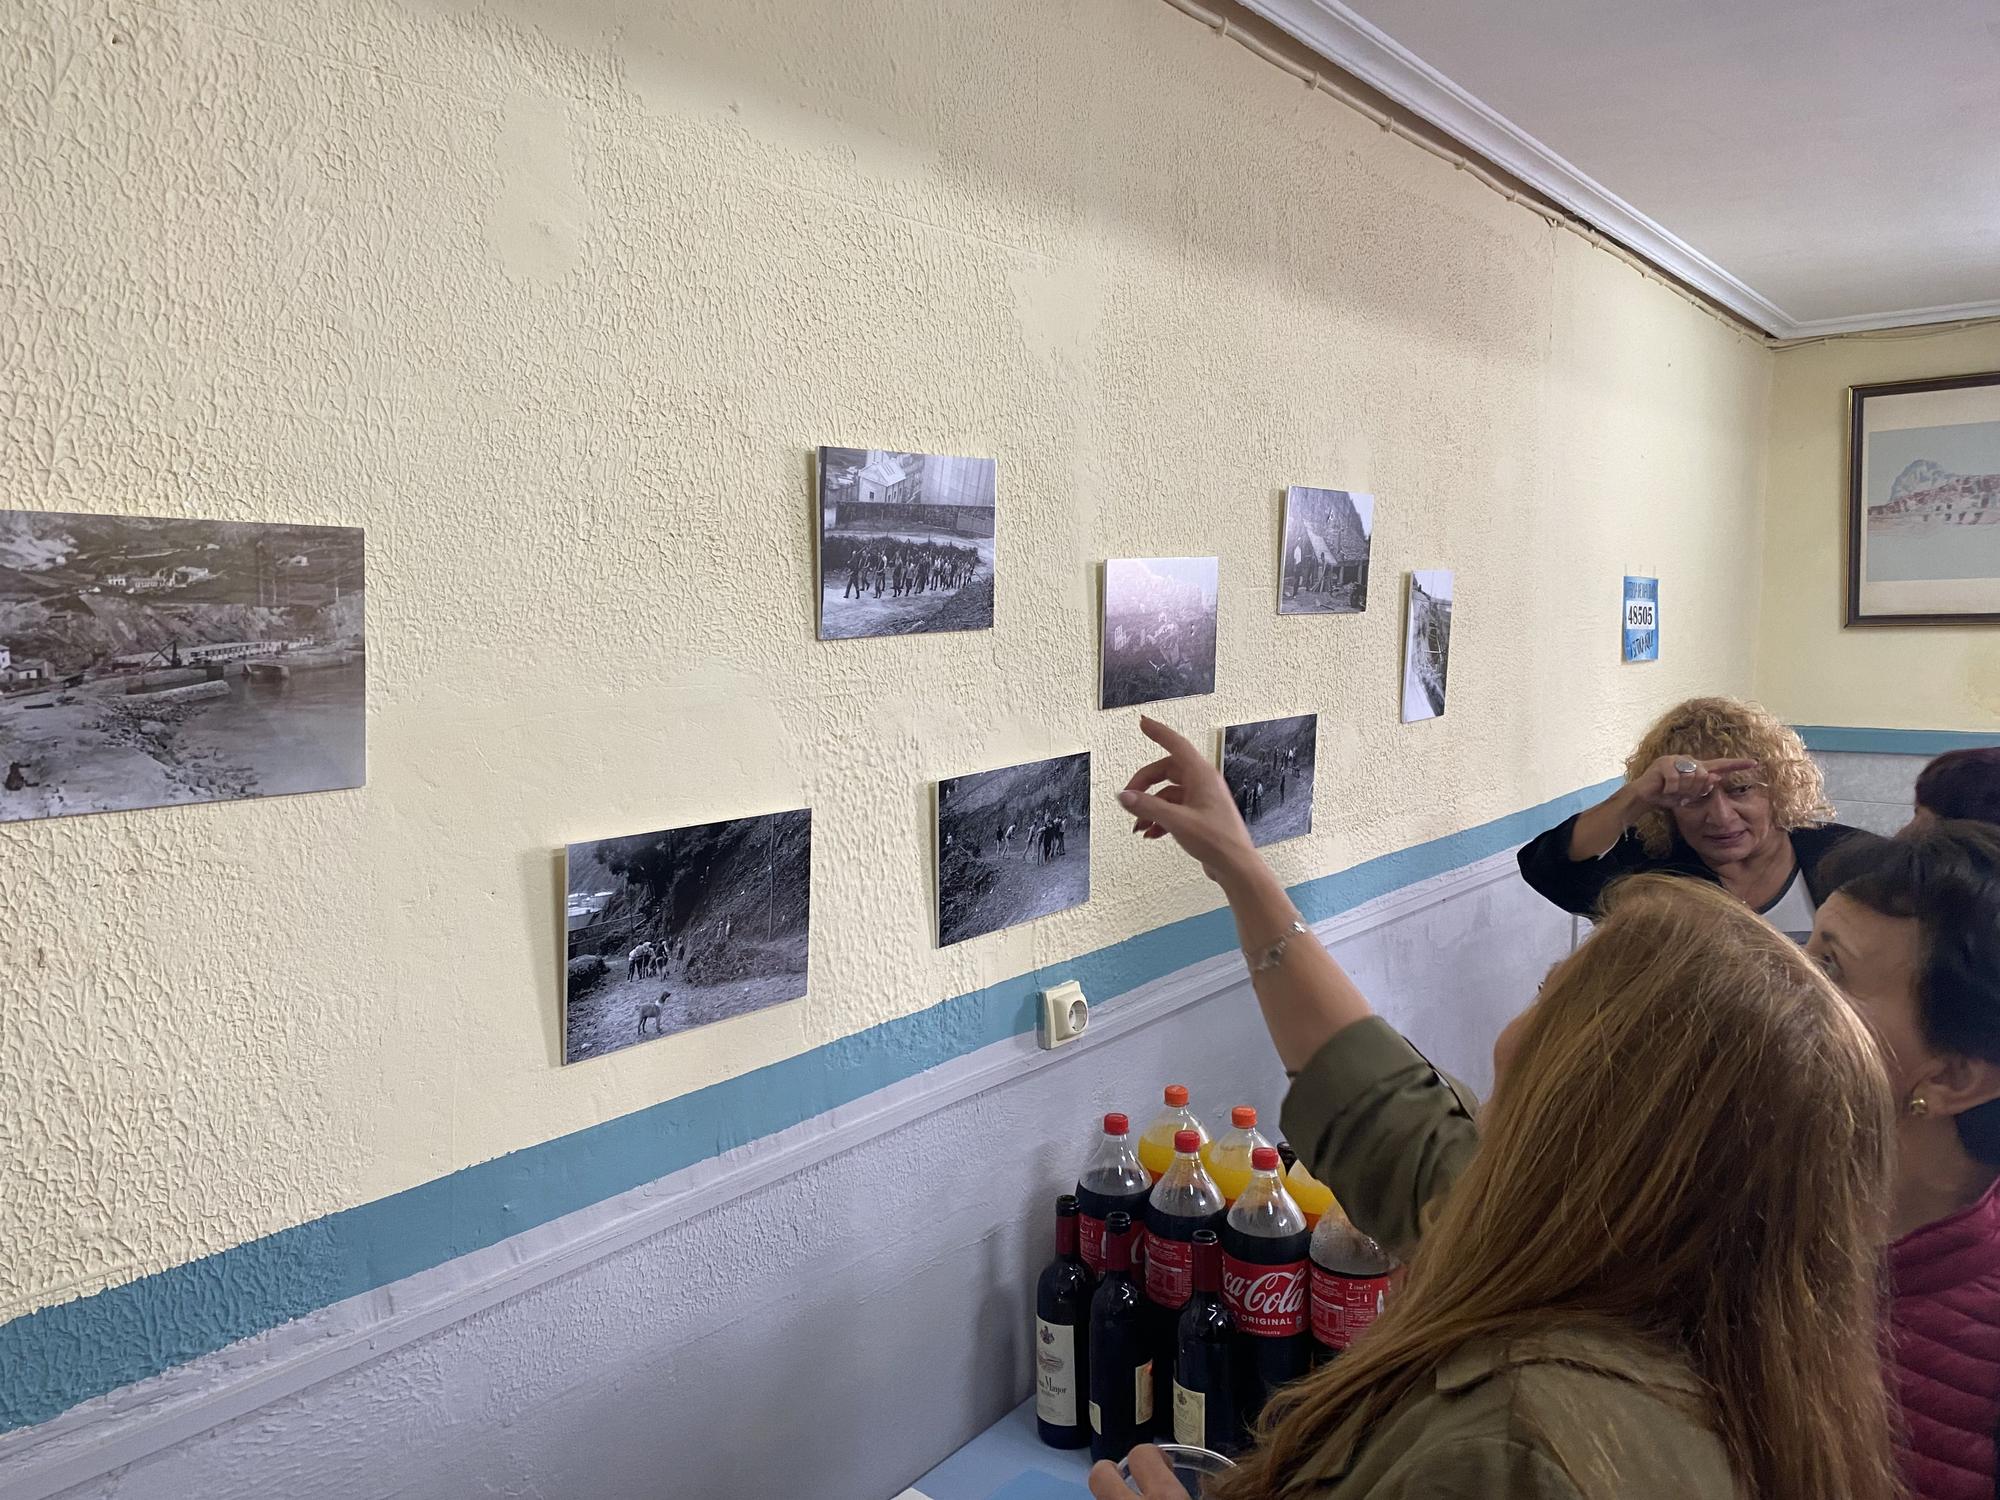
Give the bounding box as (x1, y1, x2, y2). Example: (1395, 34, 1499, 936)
(1138, 1085, 1209, 1182)
(1204, 1105, 1271, 1205)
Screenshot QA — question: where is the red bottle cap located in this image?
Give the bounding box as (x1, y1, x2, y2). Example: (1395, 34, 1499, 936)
(1231, 1106, 1258, 1129)
(1104, 1113, 1130, 1134)
(1251, 1145, 1280, 1171)
(1163, 1084, 1189, 1107)
(1173, 1129, 1201, 1154)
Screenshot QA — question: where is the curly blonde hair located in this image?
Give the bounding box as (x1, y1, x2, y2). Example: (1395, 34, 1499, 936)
(1622, 697, 1834, 856)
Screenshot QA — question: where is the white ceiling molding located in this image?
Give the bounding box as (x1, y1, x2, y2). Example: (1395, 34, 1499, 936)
(1238, 0, 2000, 339)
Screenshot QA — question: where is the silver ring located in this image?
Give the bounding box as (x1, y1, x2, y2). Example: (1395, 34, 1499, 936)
(1673, 758, 1699, 776)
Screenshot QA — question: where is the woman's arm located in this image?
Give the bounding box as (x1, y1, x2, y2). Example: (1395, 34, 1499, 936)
(1117, 718, 1367, 1071)
(1516, 757, 1760, 915)
(1118, 719, 1475, 1251)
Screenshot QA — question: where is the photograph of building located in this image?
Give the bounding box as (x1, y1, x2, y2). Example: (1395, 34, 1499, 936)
(816, 446, 997, 639)
(0, 509, 364, 822)
(1279, 488, 1374, 615)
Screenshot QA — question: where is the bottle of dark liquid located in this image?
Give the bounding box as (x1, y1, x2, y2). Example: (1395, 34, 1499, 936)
(1035, 1194, 1092, 1449)
(1088, 1210, 1151, 1463)
(1309, 1203, 1397, 1368)
(1222, 1146, 1311, 1435)
(1144, 1129, 1226, 1427)
(1077, 1113, 1152, 1279)
(1172, 1229, 1240, 1454)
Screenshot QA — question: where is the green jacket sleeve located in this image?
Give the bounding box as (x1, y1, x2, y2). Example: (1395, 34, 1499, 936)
(1366, 1438, 1585, 1499)
(1278, 1016, 1480, 1262)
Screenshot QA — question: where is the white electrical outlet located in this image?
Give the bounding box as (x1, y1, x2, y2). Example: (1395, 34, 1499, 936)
(1039, 980, 1089, 1049)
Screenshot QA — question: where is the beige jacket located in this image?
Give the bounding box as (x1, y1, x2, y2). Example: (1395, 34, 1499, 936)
(1275, 1018, 1736, 1499)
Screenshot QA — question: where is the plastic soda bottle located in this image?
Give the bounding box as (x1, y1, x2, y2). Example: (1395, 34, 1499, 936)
(1205, 1106, 1271, 1206)
(1143, 1129, 1226, 1425)
(1077, 1113, 1152, 1277)
(1138, 1085, 1209, 1182)
(1309, 1203, 1397, 1366)
(1284, 1153, 1336, 1229)
(1221, 1146, 1311, 1433)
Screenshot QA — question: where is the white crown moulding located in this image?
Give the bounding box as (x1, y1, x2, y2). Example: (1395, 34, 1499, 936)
(1238, 0, 2000, 341)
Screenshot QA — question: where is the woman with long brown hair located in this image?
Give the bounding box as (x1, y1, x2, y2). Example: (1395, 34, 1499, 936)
(1093, 718, 1900, 1500)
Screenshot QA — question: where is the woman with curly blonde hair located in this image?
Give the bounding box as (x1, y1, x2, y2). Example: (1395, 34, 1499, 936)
(1516, 696, 1858, 941)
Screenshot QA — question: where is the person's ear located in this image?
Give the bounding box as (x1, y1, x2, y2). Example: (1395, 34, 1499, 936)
(1920, 1053, 2000, 1120)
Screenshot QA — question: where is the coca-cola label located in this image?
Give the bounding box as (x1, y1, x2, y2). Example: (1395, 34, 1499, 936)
(1144, 1232, 1195, 1309)
(1079, 1214, 1108, 1275)
(1222, 1251, 1308, 1338)
(1310, 1265, 1391, 1351)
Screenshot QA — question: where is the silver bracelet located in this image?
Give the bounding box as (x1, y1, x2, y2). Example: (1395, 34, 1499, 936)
(1248, 920, 1308, 974)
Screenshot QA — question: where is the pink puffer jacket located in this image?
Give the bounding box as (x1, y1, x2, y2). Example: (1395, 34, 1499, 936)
(1892, 1178, 2000, 1500)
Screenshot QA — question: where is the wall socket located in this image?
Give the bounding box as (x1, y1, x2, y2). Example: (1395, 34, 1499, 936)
(1038, 981, 1089, 1049)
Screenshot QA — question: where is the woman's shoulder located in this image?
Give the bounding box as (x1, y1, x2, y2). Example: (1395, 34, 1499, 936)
(1484, 1328, 1731, 1495)
(1342, 1327, 1734, 1499)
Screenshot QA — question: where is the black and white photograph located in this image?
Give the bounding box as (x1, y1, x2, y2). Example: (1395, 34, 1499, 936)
(563, 808, 811, 1064)
(816, 446, 997, 639)
(1401, 569, 1454, 723)
(1279, 487, 1374, 615)
(936, 751, 1090, 947)
(1099, 556, 1219, 710)
(1221, 713, 1317, 848)
(0, 509, 364, 823)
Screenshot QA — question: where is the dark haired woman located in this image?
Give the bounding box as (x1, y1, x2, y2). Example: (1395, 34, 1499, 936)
(1909, 747, 2000, 831)
(1811, 821, 2000, 1500)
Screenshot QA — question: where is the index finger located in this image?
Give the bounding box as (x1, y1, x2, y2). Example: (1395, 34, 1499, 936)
(1125, 1445, 1192, 1499)
(1702, 758, 1760, 776)
(1123, 753, 1179, 796)
(1138, 714, 1204, 768)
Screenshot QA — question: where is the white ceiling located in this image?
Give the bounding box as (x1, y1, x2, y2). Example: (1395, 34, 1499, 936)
(1241, 0, 2000, 337)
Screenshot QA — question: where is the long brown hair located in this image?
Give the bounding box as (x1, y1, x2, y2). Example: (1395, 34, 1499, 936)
(1217, 876, 1897, 1500)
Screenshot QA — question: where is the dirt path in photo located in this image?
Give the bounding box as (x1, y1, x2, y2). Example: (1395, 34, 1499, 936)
(564, 967, 806, 1063)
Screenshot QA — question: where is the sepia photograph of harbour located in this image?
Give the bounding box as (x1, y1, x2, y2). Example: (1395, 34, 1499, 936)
(0, 509, 365, 823)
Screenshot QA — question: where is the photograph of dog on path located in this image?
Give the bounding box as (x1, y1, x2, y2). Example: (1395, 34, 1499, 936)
(563, 808, 811, 1064)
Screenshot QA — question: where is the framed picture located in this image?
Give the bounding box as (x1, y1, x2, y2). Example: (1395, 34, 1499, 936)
(1848, 370, 2000, 625)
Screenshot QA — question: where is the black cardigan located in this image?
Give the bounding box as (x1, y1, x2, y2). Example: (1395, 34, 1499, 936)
(1515, 813, 1865, 919)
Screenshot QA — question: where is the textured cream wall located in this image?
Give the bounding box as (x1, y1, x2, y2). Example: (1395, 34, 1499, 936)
(1757, 323, 2000, 729)
(1, 0, 1772, 1321)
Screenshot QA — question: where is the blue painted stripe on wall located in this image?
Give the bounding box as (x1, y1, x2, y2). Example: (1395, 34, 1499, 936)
(0, 778, 1617, 1435)
(1795, 725, 2000, 756)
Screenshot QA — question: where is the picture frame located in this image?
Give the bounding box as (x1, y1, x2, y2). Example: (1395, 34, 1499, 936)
(1847, 369, 2000, 626)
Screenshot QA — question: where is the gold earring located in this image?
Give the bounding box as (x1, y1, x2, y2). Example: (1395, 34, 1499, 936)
(1907, 1093, 1931, 1118)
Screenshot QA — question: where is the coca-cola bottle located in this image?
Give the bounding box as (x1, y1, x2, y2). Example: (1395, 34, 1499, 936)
(1144, 1128, 1225, 1424)
(1309, 1203, 1396, 1366)
(1087, 1211, 1152, 1463)
(1222, 1145, 1311, 1430)
(1172, 1229, 1240, 1455)
(1077, 1113, 1151, 1279)
(1035, 1194, 1092, 1449)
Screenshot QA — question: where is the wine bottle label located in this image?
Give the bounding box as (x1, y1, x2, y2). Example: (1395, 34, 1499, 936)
(1089, 1400, 1102, 1435)
(1143, 1231, 1195, 1308)
(1223, 1252, 1308, 1337)
(1172, 1381, 1204, 1446)
(1310, 1265, 1391, 1350)
(1135, 1359, 1154, 1427)
(1034, 1318, 1077, 1426)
